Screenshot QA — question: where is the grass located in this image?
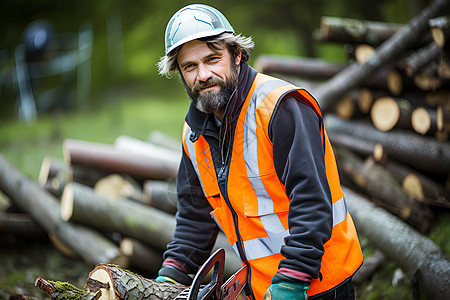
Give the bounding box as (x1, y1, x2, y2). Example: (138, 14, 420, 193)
(0, 91, 189, 180)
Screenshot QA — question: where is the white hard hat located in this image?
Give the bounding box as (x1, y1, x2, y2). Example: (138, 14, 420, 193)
(164, 4, 235, 55)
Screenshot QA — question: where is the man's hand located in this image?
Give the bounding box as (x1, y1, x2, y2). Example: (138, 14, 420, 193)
(263, 280, 309, 300)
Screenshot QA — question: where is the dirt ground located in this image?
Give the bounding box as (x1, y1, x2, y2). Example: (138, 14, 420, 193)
(0, 235, 93, 299)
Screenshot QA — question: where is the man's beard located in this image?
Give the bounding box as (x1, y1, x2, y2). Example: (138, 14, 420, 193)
(182, 62, 239, 114)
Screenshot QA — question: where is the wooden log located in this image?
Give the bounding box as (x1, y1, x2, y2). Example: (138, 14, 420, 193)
(354, 44, 376, 65)
(381, 159, 450, 208)
(429, 16, 450, 49)
(313, 0, 450, 111)
(35, 277, 101, 300)
(344, 187, 450, 299)
(314, 16, 403, 45)
(61, 182, 242, 277)
(411, 106, 441, 135)
(114, 135, 181, 167)
(412, 62, 443, 91)
(143, 180, 178, 215)
(370, 96, 414, 131)
(86, 264, 186, 300)
(0, 211, 47, 239)
(120, 237, 163, 275)
(328, 132, 382, 161)
(0, 154, 126, 266)
(148, 130, 181, 152)
(437, 52, 450, 78)
(325, 114, 450, 175)
(352, 250, 386, 285)
(404, 42, 442, 77)
(254, 54, 346, 80)
(63, 139, 178, 181)
(335, 147, 432, 232)
(94, 173, 144, 203)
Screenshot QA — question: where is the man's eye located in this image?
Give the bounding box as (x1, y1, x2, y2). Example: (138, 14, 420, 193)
(207, 57, 219, 63)
(184, 64, 195, 71)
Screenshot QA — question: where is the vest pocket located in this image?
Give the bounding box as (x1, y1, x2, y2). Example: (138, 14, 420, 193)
(241, 171, 290, 217)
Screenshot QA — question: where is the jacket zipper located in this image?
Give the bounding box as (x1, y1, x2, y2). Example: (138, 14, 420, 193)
(217, 159, 255, 299)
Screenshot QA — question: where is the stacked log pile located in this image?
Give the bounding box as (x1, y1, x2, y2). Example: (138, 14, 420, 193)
(255, 1, 450, 298)
(0, 132, 242, 299)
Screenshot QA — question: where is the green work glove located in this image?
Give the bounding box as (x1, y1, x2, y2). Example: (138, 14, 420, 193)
(155, 275, 179, 284)
(263, 279, 309, 300)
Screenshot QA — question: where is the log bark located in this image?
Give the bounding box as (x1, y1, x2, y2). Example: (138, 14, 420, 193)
(314, 16, 403, 45)
(114, 135, 181, 167)
(380, 158, 450, 208)
(63, 139, 178, 181)
(86, 264, 186, 300)
(335, 147, 432, 232)
(0, 154, 126, 266)
(313, 0, 450, 111)
(254, 54, 346, 80)
(404, 42, 442, 76)
(61, 182, 242, 277)
(325, 114, 450, 175)
(344, 187, 450, 299)
(328, 132, 382, 161)
(352, 250, 386, 285)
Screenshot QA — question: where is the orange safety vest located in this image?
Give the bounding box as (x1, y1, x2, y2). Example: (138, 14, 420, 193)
(182, 73, 363, 299)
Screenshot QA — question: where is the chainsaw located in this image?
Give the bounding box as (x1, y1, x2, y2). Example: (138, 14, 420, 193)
(174, 248, 248, 300)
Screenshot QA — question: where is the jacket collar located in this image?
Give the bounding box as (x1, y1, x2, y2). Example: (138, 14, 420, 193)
(185, 62, 258, 135)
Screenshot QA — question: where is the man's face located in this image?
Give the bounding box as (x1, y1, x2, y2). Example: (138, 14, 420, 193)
(177, 40, 241, 118)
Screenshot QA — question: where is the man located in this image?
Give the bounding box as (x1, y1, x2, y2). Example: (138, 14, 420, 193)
(155, 4, 363, 300)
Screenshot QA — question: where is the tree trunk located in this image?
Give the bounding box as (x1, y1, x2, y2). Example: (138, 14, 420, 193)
(254, 55, 346, 80)
(0, 154, 126, 266)
(63, 139, 178, 181)
(313, 0, 450, 111)
(314, 16, 403, 45)
(404, 42, 442, 76)
(87, 264, 187, 300)
(0, 211, 47, 239)
(343, 187, 450, 299)
(335, 147, 432, 232)
(324, 114, 450, 175)
(61, 182, 242, 277)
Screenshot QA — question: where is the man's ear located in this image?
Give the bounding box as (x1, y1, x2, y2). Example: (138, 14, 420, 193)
(235, 52, 242, 65)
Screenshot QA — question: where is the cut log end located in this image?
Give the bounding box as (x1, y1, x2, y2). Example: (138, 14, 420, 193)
(358, 88, 373, 114)
(370, 97, 400, 131)
(431, 27, 446, 48)
(38, 156, 52, 186)
(336, 95, 355, 119)
(88, 269, 115, 300)
(373, 143, 384, 161)
(355, 44, 375, 64)
(61, 183, 74, 222)
(411, 107, 431, 135)
(387, 70, 403, 96)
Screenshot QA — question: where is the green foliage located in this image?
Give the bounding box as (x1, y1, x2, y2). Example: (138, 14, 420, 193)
(49, 280, 84, 300)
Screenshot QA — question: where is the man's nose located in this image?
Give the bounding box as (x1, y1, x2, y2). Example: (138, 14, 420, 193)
(197, 64, 213, 82)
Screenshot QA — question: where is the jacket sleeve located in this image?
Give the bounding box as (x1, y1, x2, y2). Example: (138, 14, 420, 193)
(161, 148, 220, 277)
(270, 95, 333, 280)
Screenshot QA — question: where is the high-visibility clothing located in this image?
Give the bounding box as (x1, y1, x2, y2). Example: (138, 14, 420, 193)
(182, 72, 362, 299)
